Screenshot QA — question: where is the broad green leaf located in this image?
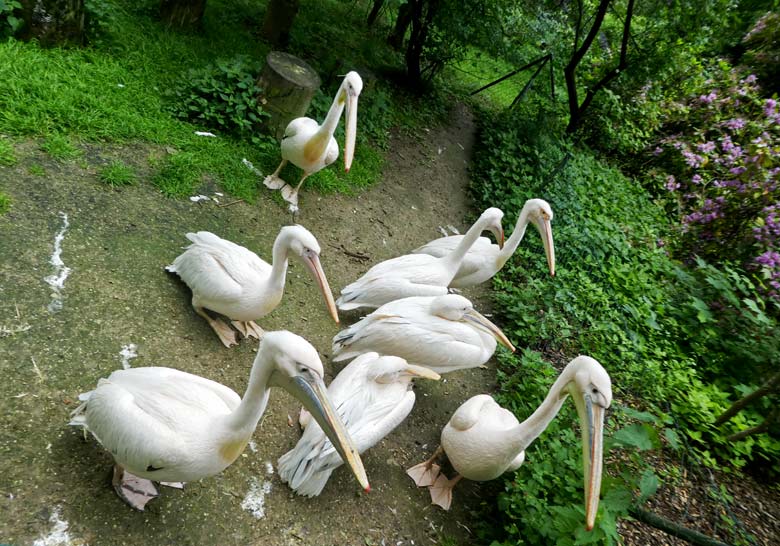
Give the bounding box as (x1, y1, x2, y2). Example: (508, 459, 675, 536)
(638, 469, 660, 502)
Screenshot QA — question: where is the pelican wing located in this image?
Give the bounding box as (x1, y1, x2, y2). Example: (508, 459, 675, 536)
(448, 394, 498, 432)
(333, 304, 486, 368)
(169, 232, 269, 301)
(283, 117, 318, 139)
(75, 367, 240, 476)
(414, 235, 499, 285)
(278, 354, 415, 497)
(337, 255, 449, 310)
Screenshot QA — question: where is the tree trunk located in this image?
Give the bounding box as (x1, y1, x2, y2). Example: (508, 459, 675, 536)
(257, 51, 321, 140)
(19, 0, 85, 46)
(564, 0, 635, 134)
(160, 0, 207, 28)
(367, 0, 386, 27)
(387, 1, 412, 50)
(714, 370, 780, 426)
(261, 0, 300, 48)
(404, 0, 439, 89)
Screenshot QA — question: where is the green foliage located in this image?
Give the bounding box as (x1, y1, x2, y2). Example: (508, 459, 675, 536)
(469, 104, 780, 543)
(0, 0, 413, 202)
(0, 139, 16, 166)
(168, 57, 269, 140)
(0, 191, 10, 214)
(0, 0, 22, 38)
(41, 134, 82, 160)
(28, 164, 45, 176)
(742, 11, 780, 93)
(99, 160, 136, 187)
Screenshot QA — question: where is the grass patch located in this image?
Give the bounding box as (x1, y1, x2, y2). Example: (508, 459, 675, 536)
(0, 0, 446, 200)
(28, 164, 45, 176)
(0, 192, 11, 214)
(40, 134, 82, 160)
(0, 139, 16, 166)
(99, 160, 136, 187)
(151, 152, 205, 197)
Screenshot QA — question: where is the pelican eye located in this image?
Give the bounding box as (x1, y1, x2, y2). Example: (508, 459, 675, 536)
(591, 388, 599, 394)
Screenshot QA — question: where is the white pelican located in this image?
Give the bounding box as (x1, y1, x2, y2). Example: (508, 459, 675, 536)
(69, 331, 369, 510)
(166, 226, 338, 347)
(414, 199, 555, 287)
(263, 71, 363, 209)
(336, 208, 504, 311)
(407, 356, 611, 531)
(278, 353, 439, 497)
(332, 294, 515, 374)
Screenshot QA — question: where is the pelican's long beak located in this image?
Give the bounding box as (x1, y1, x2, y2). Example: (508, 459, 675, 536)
(463, 309, 516, 352)
(286, 372, 370, 492)
(402, 364, 440, 380)
(303, 252, 339, 324)
(572, 389, 605, 531)
(344, 92, 358, 172)
(537, 216, 555, 277)
(490, 223, 505, 249)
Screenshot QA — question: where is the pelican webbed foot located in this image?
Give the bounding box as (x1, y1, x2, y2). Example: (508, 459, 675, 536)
(112, 465, 159, 511)
(429, 473, 462, 510)
(263, 175, 287, 190)
(194, 306, 238, 347)
(159, 481, 185, 489)
(406, 461, 441, 487)
(406, 445, 444, 487)
(231, 320, 265, 340)
(280, 184, 299, 207)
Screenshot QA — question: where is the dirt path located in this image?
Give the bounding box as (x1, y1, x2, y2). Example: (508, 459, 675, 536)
(0, 103, 501, 545)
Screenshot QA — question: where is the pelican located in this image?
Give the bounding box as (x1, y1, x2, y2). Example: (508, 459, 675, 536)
(332, 294, 515, 374)
(336, 208, 504, 311)
(406, 356, 611, 531)
(166, 226, 338, 347)
(263, 71, 363, 209)
(414, 199, 555, 287)
(278, 353, 439, 497)
(69, 331, 369, 510)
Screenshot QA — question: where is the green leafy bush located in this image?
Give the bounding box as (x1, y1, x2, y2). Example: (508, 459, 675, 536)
(0, 0, 22, 38)
(469, 105, 780, 543)
(742, 11, 780, 93)
(649, 61, 780, 301)
(168, 57, 269, 141)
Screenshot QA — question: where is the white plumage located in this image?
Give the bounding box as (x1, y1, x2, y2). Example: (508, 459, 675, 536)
(278, 353, 439, 497)
(70, 331, 369, 510)
(167, 225, 338, 347)
(336, 208, 504, 310)
(264, 72, 363, 208)
(414, 198, 555, 287)
(332, 294, 515, 374)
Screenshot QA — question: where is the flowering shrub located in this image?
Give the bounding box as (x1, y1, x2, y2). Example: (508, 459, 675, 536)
(652, 64, 780, 299)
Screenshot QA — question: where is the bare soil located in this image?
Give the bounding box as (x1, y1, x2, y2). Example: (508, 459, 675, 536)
(0, 103, 497, 545)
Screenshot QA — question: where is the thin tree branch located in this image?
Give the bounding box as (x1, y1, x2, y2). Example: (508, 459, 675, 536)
(628, 506, 734, 546)
(714, 370, 780, 426)
(470, 54, 551, 96)
(726, 407, 780, 442)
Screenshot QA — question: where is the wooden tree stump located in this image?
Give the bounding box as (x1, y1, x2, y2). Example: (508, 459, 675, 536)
(160, 0, 207, 28)
(19, 0, 85, 46)
(257, 52, 321, 140)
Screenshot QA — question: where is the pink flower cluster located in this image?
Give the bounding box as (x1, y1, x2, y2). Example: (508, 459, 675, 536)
(653, 67, 780, 299)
